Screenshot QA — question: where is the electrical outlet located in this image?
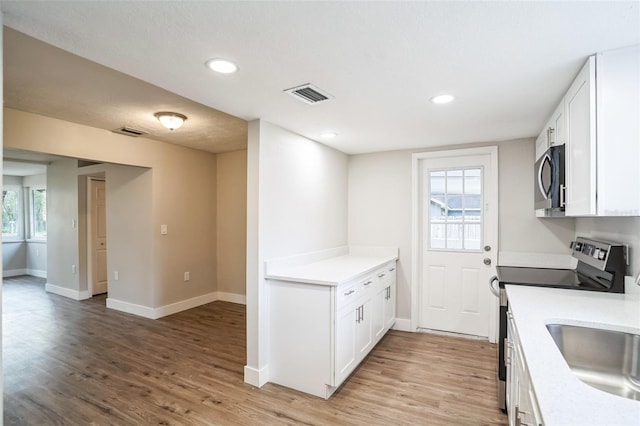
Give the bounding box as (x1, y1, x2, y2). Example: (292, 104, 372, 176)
(71, 265, 77, 274)
(161, 224, 168, 235)
(114, 271, 119, 281)
(184, 272, 190, 281)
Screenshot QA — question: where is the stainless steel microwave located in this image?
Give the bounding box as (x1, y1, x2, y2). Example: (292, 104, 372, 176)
(534, 144, 565, 216)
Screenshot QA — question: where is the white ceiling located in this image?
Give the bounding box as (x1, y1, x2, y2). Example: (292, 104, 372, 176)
(2, 1, 639, 155)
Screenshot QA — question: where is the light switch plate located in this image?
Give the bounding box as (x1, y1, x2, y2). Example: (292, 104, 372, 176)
(161, 224, 168, 235)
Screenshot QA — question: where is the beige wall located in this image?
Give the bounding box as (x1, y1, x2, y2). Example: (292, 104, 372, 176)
(216, 150, 247, 296)
(347, 138, 576, 320)
(47, 157, 81, 291)
(4, 108, 220, 309)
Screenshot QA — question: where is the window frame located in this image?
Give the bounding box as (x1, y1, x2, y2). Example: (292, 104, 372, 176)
(427, 167, 484, 253)
(2, 185, 24, 242)
(28, 186, 47, 241)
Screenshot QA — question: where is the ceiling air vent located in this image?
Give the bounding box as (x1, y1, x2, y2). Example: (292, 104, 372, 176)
(112, 126, 147, 137)
(284, 83, 333, 105)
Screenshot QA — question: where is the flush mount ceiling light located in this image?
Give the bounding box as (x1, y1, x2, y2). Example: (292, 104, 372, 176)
(430, 94, 455, 104)
(320, 132, 338, 139)
(154, 112, 187, 130)
(205, 58, 238, 74)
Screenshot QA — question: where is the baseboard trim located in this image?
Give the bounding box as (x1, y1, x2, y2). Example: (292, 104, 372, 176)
(216, 291, 246, 305)
(107, 298, 158, 319)
(46, 283, 91, 301)
(244, 364, 269, 388)
(3, 268, 27, 277)
(107, 291, 247, 320)
(392, 318, 414, 332)
(154, 292, 219, 318)
(27, 269, 47, 278)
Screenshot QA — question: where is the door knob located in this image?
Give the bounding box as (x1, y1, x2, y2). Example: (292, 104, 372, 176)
(483, 258, 491, 265)
(484, 245, 491, 252)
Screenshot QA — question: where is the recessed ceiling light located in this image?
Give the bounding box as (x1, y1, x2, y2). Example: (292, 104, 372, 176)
(320, 132, 338, 139)
(205, 58, 238, 74)
(430, 94, 455, 104)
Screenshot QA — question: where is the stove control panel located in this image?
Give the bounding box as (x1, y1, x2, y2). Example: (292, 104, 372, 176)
(571, 237, 625, 271)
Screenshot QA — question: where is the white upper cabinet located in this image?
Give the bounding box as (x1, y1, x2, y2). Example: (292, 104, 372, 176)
(565, 56, 597, 216)
(564, 45, 640, 216)
(536, 97, 566, 161)
(596, 45, 640, 216)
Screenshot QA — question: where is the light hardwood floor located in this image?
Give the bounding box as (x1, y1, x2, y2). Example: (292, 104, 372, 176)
(3, 276, 507, 425)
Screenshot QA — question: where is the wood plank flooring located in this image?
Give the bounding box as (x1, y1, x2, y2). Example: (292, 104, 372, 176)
(3, 275, 507, 425)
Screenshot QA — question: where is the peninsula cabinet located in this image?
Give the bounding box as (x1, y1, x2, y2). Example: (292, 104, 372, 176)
(266, 248, 397, 399)
(564, 44, 640, 216)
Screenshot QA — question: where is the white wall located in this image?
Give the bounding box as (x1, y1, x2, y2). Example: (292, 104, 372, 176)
(575, 217, 640, 277)
(348, 138, 576, 320)
(1, 6, 5, 417)
(245, 120, 348, 386)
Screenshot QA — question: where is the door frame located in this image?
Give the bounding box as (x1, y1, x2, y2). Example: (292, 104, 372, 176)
(411, 146, 499, 343)
(86, 176, 106, 296)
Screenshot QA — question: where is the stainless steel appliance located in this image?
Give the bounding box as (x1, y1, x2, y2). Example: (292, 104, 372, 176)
(489, 237, 627, 413)
(534, 144, 565, 217)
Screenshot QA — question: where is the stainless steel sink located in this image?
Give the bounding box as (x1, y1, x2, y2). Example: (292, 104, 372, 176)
(546, 324, 640, 401)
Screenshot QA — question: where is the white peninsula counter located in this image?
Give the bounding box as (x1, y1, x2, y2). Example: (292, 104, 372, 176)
(265, 246, 398, 398)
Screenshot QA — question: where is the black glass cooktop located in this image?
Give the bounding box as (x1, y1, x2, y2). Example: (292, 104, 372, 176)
(496, 265, 613, 291)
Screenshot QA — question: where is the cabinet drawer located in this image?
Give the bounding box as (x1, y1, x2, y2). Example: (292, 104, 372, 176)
(337, 283, 359, 309)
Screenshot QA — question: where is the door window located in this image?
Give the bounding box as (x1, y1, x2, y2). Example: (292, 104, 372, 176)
(428, 168, 482, 251)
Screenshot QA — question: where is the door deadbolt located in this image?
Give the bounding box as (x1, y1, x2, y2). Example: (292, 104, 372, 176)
(484, 245, 491, 252)
(483, 258, 492, 266)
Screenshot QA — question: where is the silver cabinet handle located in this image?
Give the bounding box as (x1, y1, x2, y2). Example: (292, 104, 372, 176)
(378, 273, 386, 278)
(364, 280, 373, 286)
(388, 267, 395, 272)
(344, 289, 355, 296)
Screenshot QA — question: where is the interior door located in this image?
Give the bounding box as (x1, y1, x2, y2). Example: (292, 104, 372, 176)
(417, 149, 497, 338)
(89, 178, 108, 295)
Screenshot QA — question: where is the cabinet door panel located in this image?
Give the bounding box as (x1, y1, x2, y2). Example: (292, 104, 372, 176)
(373, 287, 385, 341)
(335, 306, 357, 385)
(565, 57, 597, 216)
(384, 283, 396, 329)
(355, 298, 373, 358)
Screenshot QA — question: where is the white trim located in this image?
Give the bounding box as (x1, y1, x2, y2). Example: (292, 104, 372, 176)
(106, 297, 158, 319)
(244, 364, 269, 388)
(153, 291, 219, 318)
(107, 291, 247, 320)
(411, 146, 499, 343)
(27, 269, 47, 278)
(45, 283, 91, 300)
(3, 268, 27, 277)
(391, 318, 414, 332)
(216, 292, 247, 305)
(3, 269, 47, 278)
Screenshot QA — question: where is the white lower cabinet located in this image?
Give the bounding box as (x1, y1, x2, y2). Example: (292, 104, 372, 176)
(269, 260, 397, 399)
(507, 310, 544, 426)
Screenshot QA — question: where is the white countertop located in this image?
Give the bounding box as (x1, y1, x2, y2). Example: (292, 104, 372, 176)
(265, 246, 398, 286)
(506, 284, 640, 426)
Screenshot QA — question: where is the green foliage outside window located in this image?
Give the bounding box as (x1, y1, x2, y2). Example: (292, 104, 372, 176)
(32, 189, 47, 238)
(2, 190, 20, 236)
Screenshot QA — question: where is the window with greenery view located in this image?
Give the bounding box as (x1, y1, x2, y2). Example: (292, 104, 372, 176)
(2, 189, 21, 238)
(31, 188, 47, 239)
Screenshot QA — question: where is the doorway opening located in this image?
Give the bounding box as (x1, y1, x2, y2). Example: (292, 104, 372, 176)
(87, 177, 108, 296)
